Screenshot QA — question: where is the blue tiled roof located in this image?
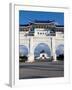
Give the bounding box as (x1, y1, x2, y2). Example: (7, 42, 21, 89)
(19, 20, 64, 27)
(33, 20, 55, 23)
(56, 25, 64, 27)
(20, 24, 29, 26)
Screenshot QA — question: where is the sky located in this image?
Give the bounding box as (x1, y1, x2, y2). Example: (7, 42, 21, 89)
(19, 10, 64, 25)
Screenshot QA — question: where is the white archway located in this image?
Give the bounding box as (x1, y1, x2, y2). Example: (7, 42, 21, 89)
(56, 44, 64, 60)
(56, 44, 64, 56)
(19, 45, 29, 56)
(34, 43, 51, 58)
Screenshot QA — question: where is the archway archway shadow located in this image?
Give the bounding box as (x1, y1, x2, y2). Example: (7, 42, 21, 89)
(56, 44, 64, 61)
(19, 45, 29, 62)
(34, 43, 51, 61)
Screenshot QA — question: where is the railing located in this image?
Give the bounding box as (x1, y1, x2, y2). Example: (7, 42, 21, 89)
(46, 33, 56, 36)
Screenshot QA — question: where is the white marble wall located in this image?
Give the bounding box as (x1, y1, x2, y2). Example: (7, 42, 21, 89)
(19, 31, 64, 62)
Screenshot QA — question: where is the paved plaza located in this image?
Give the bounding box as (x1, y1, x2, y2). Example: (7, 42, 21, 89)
(19, 61, 64, 79)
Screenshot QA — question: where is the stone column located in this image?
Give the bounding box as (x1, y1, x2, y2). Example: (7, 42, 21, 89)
(27, 37, 34, 62)
(51, 37, 57, 61)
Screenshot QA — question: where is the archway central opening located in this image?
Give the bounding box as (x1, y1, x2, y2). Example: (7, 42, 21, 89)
(34, 43, 51, 61)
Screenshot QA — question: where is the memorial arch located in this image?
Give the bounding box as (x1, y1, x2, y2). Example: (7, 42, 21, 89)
(19, 20, 64, 62)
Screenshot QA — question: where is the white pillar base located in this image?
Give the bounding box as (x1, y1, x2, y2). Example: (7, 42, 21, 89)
(53, 59, 57, 62)
(53, 54, 57, 62)
(27, 54, 35, 63)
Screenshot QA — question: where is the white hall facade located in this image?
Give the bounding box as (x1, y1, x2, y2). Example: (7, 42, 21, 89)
(19, 20, 64, 62)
